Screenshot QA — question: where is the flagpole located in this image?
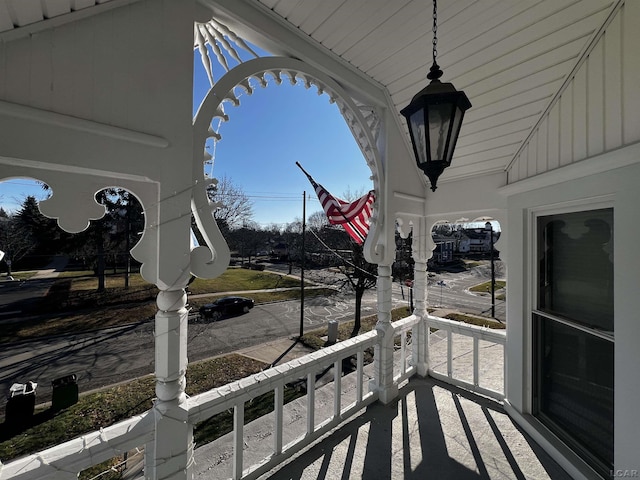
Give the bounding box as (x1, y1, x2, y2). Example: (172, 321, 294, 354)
(300, 191, 306, 338)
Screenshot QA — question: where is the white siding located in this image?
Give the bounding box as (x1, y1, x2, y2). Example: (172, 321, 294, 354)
(507, 3, 638, 184)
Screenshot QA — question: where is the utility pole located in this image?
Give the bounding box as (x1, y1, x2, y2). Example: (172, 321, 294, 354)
(485, 221, 495, 317)
(300, 191, 306, 338)
(124, 198, 131, 289)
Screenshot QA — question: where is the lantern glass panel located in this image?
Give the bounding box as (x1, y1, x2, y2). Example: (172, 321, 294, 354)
(428, 103, 452, 162)
(447, 104, 464, 163)
(409, 109, 428, 166)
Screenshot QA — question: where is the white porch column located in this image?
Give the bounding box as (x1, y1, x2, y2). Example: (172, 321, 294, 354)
(145, 289, 193, 480)
(411, 258, 429, 376)
(372, 264, 398, 404)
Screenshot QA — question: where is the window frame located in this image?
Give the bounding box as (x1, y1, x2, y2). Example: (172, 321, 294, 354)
(528, 199, 615, 477)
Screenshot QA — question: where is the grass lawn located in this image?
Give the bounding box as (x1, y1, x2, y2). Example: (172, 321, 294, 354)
(442, 312, 505, 329)
(188, 268, 302, 294)
(469, 280, 506, 293)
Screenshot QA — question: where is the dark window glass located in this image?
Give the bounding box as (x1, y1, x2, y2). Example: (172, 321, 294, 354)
(534, 315, 613, 474)
(534, 208, 613, 477)
(538, 209, 614, 332)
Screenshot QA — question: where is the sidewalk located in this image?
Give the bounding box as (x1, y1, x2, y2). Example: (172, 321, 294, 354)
(29, 255, 69, 280)
(236, 338, 315, 367)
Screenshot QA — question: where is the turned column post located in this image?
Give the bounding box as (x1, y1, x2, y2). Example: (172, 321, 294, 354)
(145, 288, 192, 480)
(372, 263, 399, 404)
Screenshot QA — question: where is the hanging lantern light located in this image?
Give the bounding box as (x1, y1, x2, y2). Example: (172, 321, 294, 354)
(400, 0, 471, 191)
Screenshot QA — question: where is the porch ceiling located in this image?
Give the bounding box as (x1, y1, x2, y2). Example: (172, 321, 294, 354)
(249, 0, 618, 182)
(0, 0, 620, 182)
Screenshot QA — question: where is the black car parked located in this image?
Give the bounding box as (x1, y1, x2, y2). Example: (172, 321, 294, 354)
(198, 296, 254, 320)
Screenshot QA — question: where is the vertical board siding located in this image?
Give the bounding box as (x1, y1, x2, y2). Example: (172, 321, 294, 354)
(0, 0, 191, 137)
(587, 39, 605, 157)
(507, 5, 636, 184)
(527, 131, 537, 179)
(73, 17, 96, 121)
(50, 21, 78, 117)
(29, 30, 54, 111)
(537, 121, 548, 175)
(92, 9, 117, 126)
(0, 2, 14, 31)
(547, 103, 560, 171)
(622, 2, 640, 143)
(603, 12, 623, 150)
(572, 66, 588, 162)
(559, 84, 573, 167)
(3, 35, 30, 103)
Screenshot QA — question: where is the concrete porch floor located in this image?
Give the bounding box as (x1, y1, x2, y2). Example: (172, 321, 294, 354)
(193, 331, 572, 480)
(251, 376, 571, 480)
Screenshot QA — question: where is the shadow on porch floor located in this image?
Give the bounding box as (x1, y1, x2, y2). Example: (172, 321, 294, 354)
(248, 376, 569, 480)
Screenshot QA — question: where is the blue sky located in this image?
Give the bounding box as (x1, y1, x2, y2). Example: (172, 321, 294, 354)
(0, 47, 372, 229)
(192, 47, 372, 228)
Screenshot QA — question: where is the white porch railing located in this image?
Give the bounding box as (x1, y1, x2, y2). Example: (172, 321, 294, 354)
(188, 330, 379, 480)
(427, 314, 506, 401)
(0, 314, 505, 479)
(391, 314, 420, 384)
(0, 413, 154, 480)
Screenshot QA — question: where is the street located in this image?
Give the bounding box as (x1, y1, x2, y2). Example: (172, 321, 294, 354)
(0, 291, 392, 414)
(0, 263, 503, 415)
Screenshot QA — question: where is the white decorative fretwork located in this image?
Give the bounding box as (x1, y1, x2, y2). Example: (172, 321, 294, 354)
(191, 17, 386, 268)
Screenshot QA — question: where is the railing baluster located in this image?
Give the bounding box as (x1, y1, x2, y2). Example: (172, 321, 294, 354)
(233, 401, 244, 480)
(357, 350, 364, 404)
(401, 331, 407, 375)
(427, 314, 506, 401)
(307, 372, 315, 436)
(274, 384, 283, 455)
(334, 360, 342, 419)
(473, 336, 480, 386)
(447, 330, 453, 378)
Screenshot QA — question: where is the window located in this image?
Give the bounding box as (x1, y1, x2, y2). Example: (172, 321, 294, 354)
(533, 208, 614, 477)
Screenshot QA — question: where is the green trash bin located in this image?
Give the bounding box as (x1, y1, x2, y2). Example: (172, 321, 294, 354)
(51, 374, 78, 411)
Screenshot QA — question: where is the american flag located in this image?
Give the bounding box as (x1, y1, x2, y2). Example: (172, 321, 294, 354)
(297, 162, 375, 245)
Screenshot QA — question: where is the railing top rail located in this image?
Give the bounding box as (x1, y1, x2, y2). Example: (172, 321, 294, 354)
(187, 329, 379, 423)
(390, 314, 421, 333)
(427, 315, 506, 344)
(1, 413, 154, 480)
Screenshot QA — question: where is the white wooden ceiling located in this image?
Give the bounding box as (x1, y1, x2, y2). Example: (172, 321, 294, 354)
(0, 0, 620, 181)
(251, 0, 618, 181)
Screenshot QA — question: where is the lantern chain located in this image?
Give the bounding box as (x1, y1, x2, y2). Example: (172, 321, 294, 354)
(432, 0, 438, 65)
(427, 0, 443, 81)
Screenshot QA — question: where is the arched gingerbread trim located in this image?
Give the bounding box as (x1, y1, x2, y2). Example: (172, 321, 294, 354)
(191, 56, 385, 278)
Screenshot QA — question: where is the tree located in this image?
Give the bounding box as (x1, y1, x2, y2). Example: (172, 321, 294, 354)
(58, 188, 144, 291)
(307, 210, 329, 232)
(282, 218, 303, 267)
(13, 196, 67, 267)
(88, 188, 145, 290)
(226, 221, 269, 264)
(0, 212, 31, 275)
(338, 241, 377, 337)
(206, 175, 254, 229)
(308, 209, 377, 337)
